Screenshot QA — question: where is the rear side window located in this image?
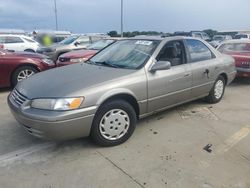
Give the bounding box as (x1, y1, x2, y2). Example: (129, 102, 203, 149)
(218, 43, 250, 53)
(5, 37, 24, 43)
(0, 36, 5, 43)
(78, 37, 90, 45)
(186, 39, 213, 62)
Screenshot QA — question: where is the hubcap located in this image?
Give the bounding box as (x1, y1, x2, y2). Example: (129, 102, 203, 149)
(17, 70, 35, 82)
(99, 109, 130, 141)
(214, 80, 224, 99)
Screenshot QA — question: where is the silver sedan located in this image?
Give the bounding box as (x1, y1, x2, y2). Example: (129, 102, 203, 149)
(8, 36, 236, 146)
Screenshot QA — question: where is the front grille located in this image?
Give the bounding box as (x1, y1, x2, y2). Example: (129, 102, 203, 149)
(240, 62, 250, 68)
(10, 89, 28, 106)
(59, 57, 70, 62)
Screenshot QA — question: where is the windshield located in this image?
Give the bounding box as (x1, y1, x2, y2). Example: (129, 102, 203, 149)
(59, 36, 78, 45)
(87, 39, 115, 50)
(90, 39, 160, 69)
(213, 36, 224, 41)
(218, 43, 250, 53)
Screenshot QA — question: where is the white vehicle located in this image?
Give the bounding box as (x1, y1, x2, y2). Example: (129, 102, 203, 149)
(0, 35, 40, 52)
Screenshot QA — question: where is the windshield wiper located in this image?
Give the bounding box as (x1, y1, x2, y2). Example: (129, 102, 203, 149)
(93, 61, 120, 68)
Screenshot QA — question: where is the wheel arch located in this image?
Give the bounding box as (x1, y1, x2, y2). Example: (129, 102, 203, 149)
(10, 63, 40, 86)
(219, 72, 228, 85)
(96, 90, 140, 119)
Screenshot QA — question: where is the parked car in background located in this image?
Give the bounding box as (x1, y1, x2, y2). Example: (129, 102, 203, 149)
(0, 35, 40, 52)
(234, 33, 250, 39)
(57, 38, 119, 67)
(37, 34, 106, 61)
(0, 49, 55, 87)
(209, 35, 232, 48)
(173, 31, 211, 41)
(217, 40, 250, 78)
(8, 37, 236, 146)
(33, 30, 71, 45)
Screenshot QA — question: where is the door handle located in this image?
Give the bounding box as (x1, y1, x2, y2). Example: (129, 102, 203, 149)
(204, 69, 210, 78)
(184, 73, 191, 77)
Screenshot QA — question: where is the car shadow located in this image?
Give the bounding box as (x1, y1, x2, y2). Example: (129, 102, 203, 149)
(229, 77, 250, 87)
(0, 87, 11, 93)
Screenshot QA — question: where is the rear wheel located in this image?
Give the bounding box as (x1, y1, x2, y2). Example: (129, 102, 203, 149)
(206, 75, 226, 104)
(91, 100, 136, 146)
(12, 66, 38, 87)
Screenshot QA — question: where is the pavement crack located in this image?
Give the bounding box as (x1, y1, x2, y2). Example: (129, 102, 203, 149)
(96, 150, 145, 188)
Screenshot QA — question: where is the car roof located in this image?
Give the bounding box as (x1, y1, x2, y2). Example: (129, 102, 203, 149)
(129, 36, 197, 41)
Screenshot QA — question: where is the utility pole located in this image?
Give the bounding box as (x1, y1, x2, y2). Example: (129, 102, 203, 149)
(121, 0, 123, 37)
(54, 0, 58, 30)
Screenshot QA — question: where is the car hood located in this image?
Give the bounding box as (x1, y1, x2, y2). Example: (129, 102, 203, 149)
(60, 49, 97, 59)
(12, 51, 48, 59)
(16, 63, 137, 99)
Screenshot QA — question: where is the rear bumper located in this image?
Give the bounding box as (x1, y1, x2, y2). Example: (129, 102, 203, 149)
(8, 95, 97, 141)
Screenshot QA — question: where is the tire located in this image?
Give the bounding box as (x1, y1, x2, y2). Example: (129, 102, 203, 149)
(91, 100, 137, 146)
(206, 75, 226, 104)
(24, 49, 35, 53)
(12, 66, 38, 87)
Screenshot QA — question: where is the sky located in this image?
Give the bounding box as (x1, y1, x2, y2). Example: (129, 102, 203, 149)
(0, 0, 250, 33)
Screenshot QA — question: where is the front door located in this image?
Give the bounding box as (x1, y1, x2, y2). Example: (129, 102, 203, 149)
(147, 40, 192, 113)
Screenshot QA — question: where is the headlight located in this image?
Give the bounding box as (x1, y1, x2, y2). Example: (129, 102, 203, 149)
(70, 58, 88, 63)
(42, 58, 54, 65)
(31, 97, 84, 111)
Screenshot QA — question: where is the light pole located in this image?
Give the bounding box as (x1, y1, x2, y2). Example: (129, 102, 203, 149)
(54, 0, 58, 30)
(121, 0, 123, 37)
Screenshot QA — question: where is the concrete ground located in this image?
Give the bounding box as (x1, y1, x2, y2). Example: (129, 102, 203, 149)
(0, 78, 249, 188)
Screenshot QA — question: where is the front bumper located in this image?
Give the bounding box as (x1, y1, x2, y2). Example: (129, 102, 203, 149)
(236, 67, 250, 78)
(8, 95, 97, 141)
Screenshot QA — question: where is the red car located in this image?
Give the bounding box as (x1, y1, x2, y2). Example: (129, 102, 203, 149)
(56, 38, 118, 67)
(0, 49, 55, 87)
(217, 40, 250, 78)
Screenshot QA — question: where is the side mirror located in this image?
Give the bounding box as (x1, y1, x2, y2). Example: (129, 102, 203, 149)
(150, 61, 171, 72)
(74, 41, 80, 46)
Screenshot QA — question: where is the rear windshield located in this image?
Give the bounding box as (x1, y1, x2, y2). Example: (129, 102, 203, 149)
(218, 43, 250, 53)
(234, 35, 248, 39)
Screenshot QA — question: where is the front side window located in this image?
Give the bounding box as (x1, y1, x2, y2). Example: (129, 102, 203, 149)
(5, 37, 24, 43)
(156, 40, 186, 66)
(218, 43, 250, 53)
(23, 37, 36, 43)
(90, 39, 160, 69)
(186, 39, 213, 62)
(59, 36, 79, 45)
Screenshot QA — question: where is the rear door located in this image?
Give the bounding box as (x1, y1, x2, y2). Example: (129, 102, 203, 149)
(147, 40, 192, 112)
(4, 36, 25, 52)
(185, 39, 218, 98)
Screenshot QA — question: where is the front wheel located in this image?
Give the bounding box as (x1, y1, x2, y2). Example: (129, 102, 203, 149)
(12, 66, 38, 87)
(206, 75, 226, 104)
(91, 100, 137, 146)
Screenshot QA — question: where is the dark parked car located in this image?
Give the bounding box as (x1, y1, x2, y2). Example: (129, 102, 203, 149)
(56, 38, 119, 67)
(8, 37, 236, 146)
(0, 49, 55, 87)
(217, 40, 250, 78)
